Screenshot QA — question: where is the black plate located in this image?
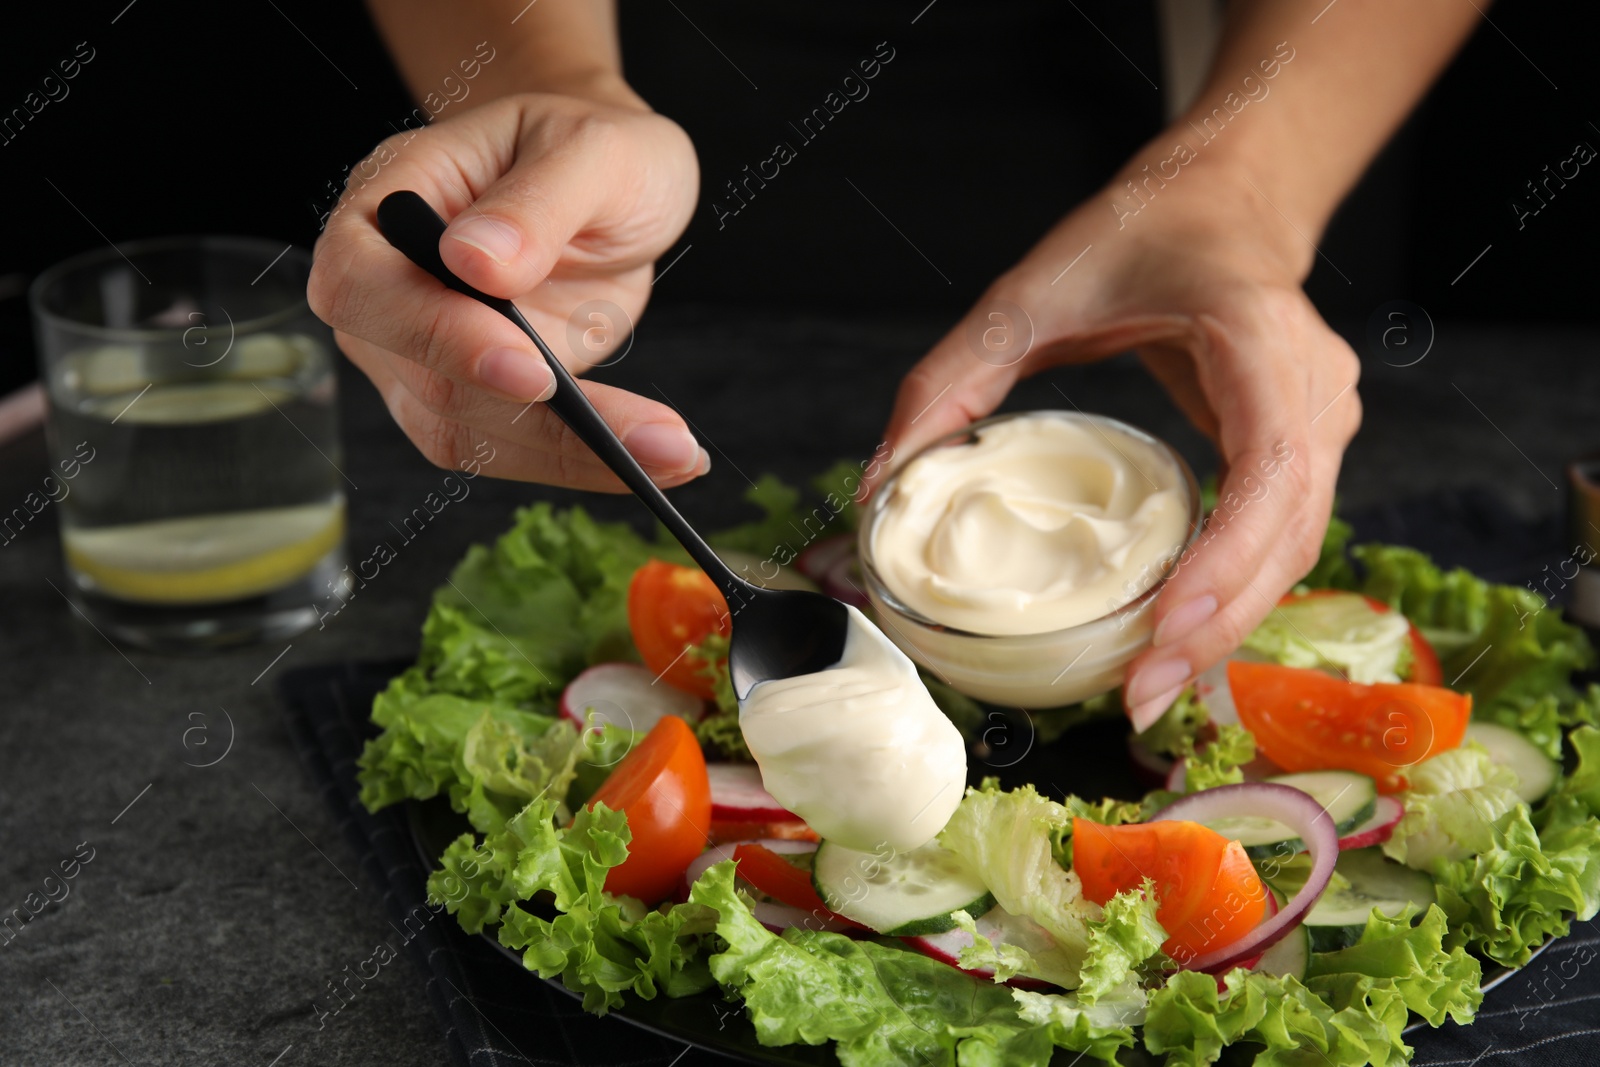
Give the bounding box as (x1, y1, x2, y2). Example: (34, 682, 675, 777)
(404, 708, 1548, 1064)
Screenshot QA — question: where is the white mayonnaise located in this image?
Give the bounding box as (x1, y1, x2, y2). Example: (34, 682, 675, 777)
(738, 605, 967, 852)
(869, 413, 1190, 636)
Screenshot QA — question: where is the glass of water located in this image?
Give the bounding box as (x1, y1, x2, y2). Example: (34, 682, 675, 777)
(31, 236, 349, 651)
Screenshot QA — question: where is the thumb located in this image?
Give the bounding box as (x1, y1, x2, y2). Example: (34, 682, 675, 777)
(437, 150, 610, 298)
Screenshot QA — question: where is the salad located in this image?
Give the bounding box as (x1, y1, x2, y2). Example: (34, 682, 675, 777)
(358, 471, 1600, 1066)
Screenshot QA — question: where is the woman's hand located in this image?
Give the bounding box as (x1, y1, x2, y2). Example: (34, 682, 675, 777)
(308, 91, 705, 490)
(877, 150, 1362, 731)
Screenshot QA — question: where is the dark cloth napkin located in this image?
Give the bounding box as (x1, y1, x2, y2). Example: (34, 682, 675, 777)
(277, 488, 1600, 1067)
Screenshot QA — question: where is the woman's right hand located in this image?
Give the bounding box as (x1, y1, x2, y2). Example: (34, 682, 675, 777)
(308, 91, 707, 490)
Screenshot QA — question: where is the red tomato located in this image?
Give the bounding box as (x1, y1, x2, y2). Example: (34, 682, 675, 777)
(1072, 818, 1268, 964)
(588, 715, 712, 903)
(732, 844, 864, 928)
(628, 560, 731, 699)
(1278, 591, 1443, 686)
(1228, 660, 1471, 794)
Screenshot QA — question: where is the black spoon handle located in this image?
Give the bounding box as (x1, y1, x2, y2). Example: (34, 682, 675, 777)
(374, 190, 747, 600)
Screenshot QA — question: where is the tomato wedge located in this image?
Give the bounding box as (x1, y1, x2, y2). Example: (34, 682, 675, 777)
(588, 715, 712, 903)
(1228, 660, 1471, 793)
(1280, 590, 1443, 686)
(1072, 818, 1268, 964)
(732, 844, 863, 928)
(628, 560, 731, 698)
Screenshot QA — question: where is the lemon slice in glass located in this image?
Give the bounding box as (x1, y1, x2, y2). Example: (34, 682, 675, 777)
(65, 500, 344, 605)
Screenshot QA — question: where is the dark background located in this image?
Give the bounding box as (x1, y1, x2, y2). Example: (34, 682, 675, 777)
(2, 0, 1598, 396)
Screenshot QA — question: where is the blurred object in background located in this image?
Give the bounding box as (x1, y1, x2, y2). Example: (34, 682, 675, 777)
(1568, 456, 1600, 629)
(29, 237, 348, 650)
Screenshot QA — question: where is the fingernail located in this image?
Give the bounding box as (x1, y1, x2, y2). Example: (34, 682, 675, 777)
(1130, 684, 1185, 734)
(1125, 657, 1191, 708)
(624, 423, 701, 475)
(478, 348, 555, 402)
(1155, 594, 1218, 648)
(448, 216, 521, 265)
(692, 448, 712, 476)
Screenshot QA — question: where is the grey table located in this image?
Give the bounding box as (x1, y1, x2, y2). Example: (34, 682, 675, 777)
(1, 307, 1595, 1066)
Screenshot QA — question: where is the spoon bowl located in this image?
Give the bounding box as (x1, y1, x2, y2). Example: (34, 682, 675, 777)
(375, 190, 850, 699)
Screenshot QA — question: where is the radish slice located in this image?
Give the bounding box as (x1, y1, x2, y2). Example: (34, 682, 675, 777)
(902, 906, 1051, 989)
(1165, 758, 1188, 793)
(820, 555, 870, 609)
(1127, 737, 1174, 788)
(559, 663, 703, 733)
(708, 764, 800, 822)
(1150, 782, 1339, 973)
(751, 900, 856, 934)
(796, 534, 855, 581)
(1337, 795, 1404, 850)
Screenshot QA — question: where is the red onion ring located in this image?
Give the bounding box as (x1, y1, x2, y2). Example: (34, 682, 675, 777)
(1150, 782, 1338, 973)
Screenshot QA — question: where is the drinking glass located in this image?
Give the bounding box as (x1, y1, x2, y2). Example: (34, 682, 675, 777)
(30, 236, 349, 650)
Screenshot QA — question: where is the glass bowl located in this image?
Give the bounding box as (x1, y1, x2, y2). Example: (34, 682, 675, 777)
(858, 410, 1201, 708)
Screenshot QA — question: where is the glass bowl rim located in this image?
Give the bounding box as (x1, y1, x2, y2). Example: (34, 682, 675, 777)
(858, 409, 1204, 641)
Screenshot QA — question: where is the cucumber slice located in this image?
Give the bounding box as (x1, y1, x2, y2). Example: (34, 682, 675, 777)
(1200, 771, 1377, 859)
(1254, 923, 1310, 980)
(1466, 722, 1558, 802)
(1298, 847, 1434, 952)
(812, 839, 993, 936)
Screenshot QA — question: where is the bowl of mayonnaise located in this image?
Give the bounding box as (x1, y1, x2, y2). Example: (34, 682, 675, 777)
(859, 410, 1201, 708)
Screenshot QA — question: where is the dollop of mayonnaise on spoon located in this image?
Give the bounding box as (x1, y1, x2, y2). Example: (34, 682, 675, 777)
(738, 605, 967, 852)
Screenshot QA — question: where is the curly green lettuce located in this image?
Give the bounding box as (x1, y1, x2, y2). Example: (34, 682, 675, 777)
(1244, 592, 1415, 683)
(1382, 745, 1524, 869)
(1421, 728, 1600, 968)
(1432, 803, 1600, 968)
(938, 784, 1101, 987)
(1143, 904, 1478, 1067)
(1347, 544, 1597, 733)
(1175, 723, 1257, 793)
(428, 793, 719, 1012)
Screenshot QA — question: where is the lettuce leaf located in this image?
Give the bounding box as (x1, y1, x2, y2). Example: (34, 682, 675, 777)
(938, 784, 1098, 986)
(1303, 905, 1481, 1027)
(1433, 802, 1600, 967)
(1144, 901, 1478, 1065)
(1142, 968, 1409, 1067)
(1073, 883, 1167, 1004)
(685, 631, 749, 760)
(428, 794, 719, 1012)
(1243, 592, 1414, 683)
(419, 503, 659, 707)
(1175, 723, 1256, 792)
(1348, 544, 1596, 717)
(690, 862, 1062, 1067)
(1134, 686, 1208, 758)
(1382, 745, 1524, 868)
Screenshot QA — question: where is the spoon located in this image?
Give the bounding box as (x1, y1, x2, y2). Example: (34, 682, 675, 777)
(375, 190, 849, 699)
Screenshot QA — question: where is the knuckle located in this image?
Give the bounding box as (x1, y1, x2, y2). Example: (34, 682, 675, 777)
(409, 414, 471, 472)
(306, 252, 354, 328)
(407, 366, 464, 419)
